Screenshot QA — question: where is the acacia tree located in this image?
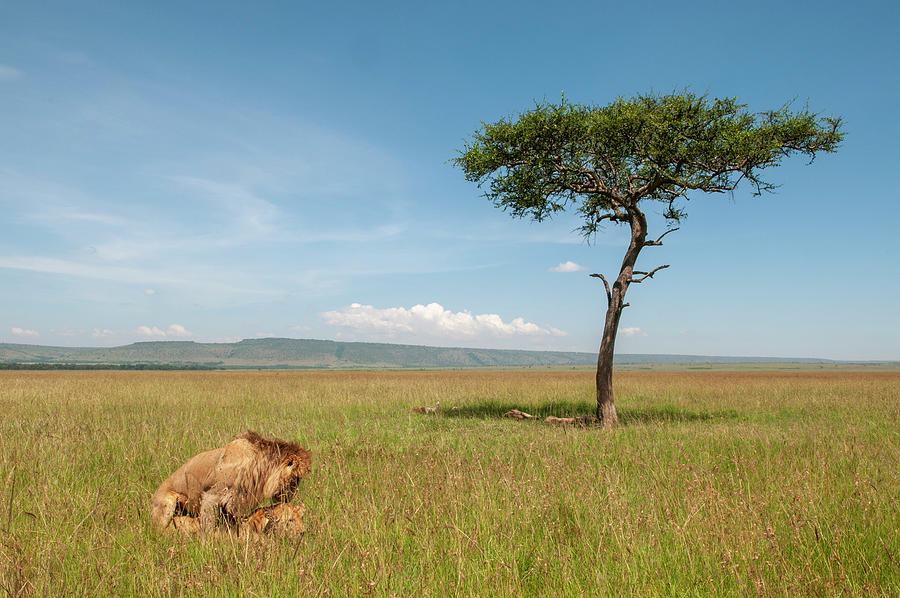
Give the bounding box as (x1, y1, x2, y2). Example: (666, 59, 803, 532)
(454, 92, 843, 427)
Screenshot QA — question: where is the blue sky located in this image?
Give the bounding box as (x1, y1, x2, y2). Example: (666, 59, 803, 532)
(1, 0, 897, 360)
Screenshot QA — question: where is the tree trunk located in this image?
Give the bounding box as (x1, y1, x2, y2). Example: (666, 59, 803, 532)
(595, 209, 647, 427)
(595, 299, 622, 427)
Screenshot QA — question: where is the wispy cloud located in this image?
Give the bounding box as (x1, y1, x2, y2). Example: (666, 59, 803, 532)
(0, 255, 282, 303)
(38, 208, 129, 227)
(427, 224, 586, 246)
(549, 261, 585, 272)
(0, 170, 127, 226)
(288, 223, 407, 244)
(426, 218, 631, 247)
(0, 256, 182, 285)
(167, 175, 279, 235)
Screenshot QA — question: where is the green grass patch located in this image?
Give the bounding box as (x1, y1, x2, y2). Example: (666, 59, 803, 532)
(1, 370, 897, 595)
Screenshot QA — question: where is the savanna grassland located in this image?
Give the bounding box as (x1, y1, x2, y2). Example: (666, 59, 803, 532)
(1, 369, 898, 596)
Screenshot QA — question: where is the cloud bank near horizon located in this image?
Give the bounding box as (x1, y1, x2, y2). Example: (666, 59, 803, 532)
(136, 324, 193, 338)
(321, 302, 566, 346)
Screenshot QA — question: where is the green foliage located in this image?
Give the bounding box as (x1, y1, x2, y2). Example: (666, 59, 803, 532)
(454, 91, 844, 236)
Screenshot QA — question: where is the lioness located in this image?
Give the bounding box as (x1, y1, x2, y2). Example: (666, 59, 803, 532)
(172, 502, 306, 539)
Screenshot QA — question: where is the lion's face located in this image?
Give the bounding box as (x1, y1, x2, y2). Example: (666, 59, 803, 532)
(271, 452, 310, 499)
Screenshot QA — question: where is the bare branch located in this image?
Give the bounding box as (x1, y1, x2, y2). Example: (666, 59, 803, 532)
(590, 273, 611, 306)
(644, 227, 680, 247)
(632, 172, 668, 199)
(630, 264, 670, 283)
(600, 155, 622, 193)
(594, 205, 628, 225)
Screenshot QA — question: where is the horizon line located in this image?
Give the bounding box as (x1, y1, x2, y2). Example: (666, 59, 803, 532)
(0, 337, 896, 364)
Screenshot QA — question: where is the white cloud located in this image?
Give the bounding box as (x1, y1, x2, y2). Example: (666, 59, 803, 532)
(11, 327, 39, 338)
(137, 324, 192, 338)
(549, 261, 585, 273)
(92, 328, 115, 338)
(322, 302, 567, 342)
(144, 289, 157, 295)
(255, 332, 277, 338)
(619, 327, 647, 338)
(0, 65, 22, 80)
(137, 325, 166, 337)
(166, 324, 192, 337)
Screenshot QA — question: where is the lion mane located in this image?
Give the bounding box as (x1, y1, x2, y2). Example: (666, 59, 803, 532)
(150, 431, 311, 532)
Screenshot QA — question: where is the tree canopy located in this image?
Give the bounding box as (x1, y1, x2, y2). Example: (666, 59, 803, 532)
(455, 92, 843, 237)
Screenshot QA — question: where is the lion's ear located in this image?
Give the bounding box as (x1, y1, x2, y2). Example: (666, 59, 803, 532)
(285, 456, 298, 468)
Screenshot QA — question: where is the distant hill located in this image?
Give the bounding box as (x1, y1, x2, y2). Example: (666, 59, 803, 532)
(0, 337, 863, 369)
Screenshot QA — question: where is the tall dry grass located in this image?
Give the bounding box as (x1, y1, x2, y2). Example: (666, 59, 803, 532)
(1, 369, 897, 596)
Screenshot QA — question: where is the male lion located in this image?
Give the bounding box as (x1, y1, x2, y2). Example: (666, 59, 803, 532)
(150, 431, 311, 533)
